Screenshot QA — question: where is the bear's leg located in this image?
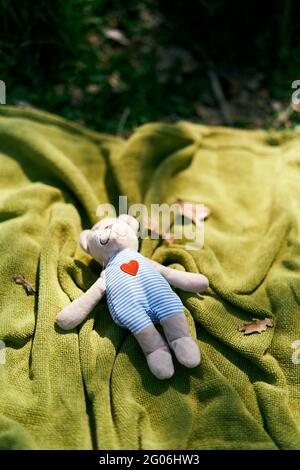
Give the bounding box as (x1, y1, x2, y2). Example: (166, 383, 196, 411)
(134, 324, 174, 380)
(160, 314, 201, 368)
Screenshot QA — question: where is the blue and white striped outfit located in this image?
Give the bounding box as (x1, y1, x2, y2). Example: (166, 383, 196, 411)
(104, 248, 183, 333)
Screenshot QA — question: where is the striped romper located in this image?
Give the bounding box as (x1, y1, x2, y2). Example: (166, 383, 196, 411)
(104, 248, 184, 333)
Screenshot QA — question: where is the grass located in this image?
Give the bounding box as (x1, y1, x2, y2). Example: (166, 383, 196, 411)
(0, 0, 300, 135)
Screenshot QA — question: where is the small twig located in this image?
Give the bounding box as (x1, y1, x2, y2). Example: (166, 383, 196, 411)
(14, 275, 36, 296)
(117, 107, 130, 136)
(208, 70, 232, 125)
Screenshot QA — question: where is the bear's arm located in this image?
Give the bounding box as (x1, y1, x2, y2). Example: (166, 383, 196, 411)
(149, 259, 209, 293)
(56, 273, 106, 330)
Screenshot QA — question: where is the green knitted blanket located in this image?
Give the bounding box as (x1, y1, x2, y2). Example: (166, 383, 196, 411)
(0, 106, 300, 450)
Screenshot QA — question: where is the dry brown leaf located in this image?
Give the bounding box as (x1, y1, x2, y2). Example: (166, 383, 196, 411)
(107, 72, 127, 93)
(176, 199, 211, 226)
(145, 217, 173, 242)
(239, 318, 273, 335)
(145, 200, 210, 245)
(86, 84, 101, 95)
(87, 32, 101, 47)
(103, 28, 129, 46)
(14, 275, 36, 296)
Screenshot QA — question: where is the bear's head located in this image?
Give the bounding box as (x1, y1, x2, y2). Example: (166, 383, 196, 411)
(79, 214, 139, 265)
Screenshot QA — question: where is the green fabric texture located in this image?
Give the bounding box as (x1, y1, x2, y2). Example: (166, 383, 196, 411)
(0, 105, 300, 450)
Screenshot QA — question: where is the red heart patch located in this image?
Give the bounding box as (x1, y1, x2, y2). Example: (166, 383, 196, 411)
(120, 260, 139, 276)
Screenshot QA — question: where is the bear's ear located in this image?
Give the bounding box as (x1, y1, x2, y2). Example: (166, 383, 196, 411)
(91, 217, 117, 231)
(79, 230, 91, 253)
(118, 214, 139, 233)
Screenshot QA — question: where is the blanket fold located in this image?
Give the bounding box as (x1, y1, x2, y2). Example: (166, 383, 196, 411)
(0, 106, 299, 449)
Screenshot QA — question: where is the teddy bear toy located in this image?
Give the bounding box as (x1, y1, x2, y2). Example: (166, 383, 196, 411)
(56, 214, 209, 379)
